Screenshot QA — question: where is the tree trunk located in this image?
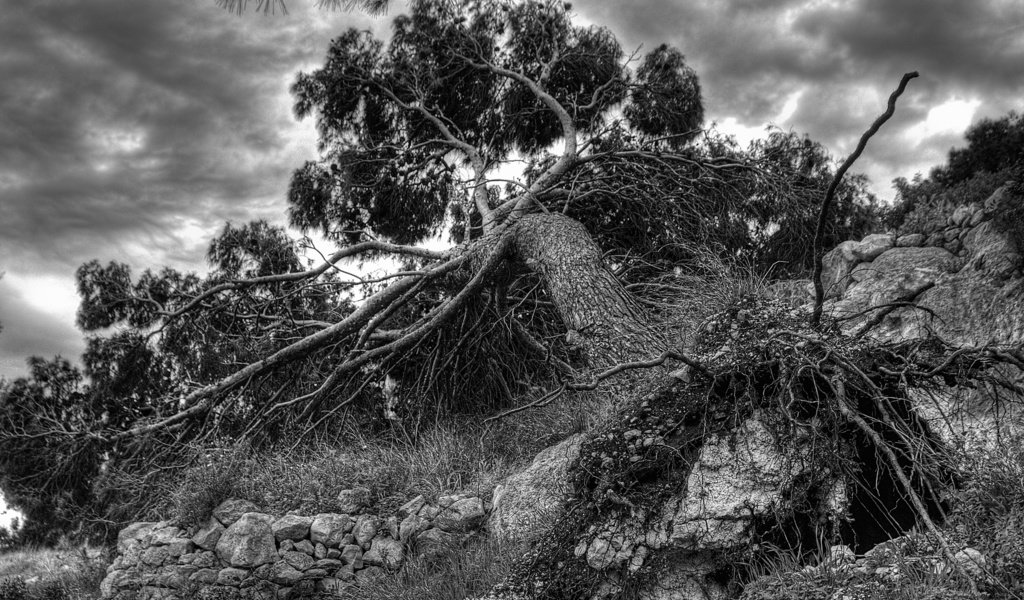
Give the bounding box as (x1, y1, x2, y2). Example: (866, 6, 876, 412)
(507, 213, 666, 369)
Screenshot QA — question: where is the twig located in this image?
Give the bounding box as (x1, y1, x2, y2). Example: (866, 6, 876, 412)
(811, 71, 919, 326)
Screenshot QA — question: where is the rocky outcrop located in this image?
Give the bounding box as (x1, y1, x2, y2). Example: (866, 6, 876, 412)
(101, 492, 488, 599)
(490, 433, 585, 543)
(821, 189, 1023, 346)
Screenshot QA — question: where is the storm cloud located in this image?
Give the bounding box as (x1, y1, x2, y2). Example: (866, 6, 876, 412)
(1, 0, 1022, 379)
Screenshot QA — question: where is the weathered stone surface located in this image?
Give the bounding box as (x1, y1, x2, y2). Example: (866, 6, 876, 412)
(896, 233, 926, 247)
(269, 561, 303, 586)
(435, 497, 486, 533)
(189, 568, 220, 585)
(310, 513, 353, 548)
(293, 539, 314, 556)
(340, 544, 364, 569)
(491, 433, 584, 542)
(354, 565, 386, 585)
(271, 514, 313, 542)
(352, 515, 380, 548)
(213, 498, 262, 527)
(362, 537, 404, 570)
(216, 567, 249, 587)
(314, 558, 343, 571)
(118, 522, 160, 554)
(141, 546, 171, 567)
(216, 513, 278, 568)
(397, 494, 427, 518)
(192, 518, 226, 551)
(281, 550, 315, 571)
(313, 542, 327, 560)
(399, 513, 430, 543)
(336, 487, 373, 514)
(416, 528, 459, 556)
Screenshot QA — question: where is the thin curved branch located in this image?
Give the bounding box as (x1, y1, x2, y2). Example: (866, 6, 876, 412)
(811, 71, 918, 325)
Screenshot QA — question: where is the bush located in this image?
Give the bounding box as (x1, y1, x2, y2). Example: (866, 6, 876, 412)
(949, 429, 1024, 598)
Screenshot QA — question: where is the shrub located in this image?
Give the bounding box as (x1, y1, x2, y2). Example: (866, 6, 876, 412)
(949, 428, 1024, 598)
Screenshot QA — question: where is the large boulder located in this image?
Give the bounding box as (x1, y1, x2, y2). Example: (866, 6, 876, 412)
(215, 512, 278, 568)
(490, 433, 585, 543)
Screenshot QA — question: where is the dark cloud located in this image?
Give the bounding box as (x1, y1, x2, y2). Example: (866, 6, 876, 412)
(2, 0, 1022, 380)
(577, 0, 1024, 196)
(0, 1, 383, 379)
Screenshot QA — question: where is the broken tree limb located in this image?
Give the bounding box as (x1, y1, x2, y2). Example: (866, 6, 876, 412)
(811, 71, 919, 326)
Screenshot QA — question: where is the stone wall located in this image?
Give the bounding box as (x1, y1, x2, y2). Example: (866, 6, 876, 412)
(101, 491, 488, 599)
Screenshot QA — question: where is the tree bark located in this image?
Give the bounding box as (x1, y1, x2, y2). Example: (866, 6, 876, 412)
(507, 213, 666, 368)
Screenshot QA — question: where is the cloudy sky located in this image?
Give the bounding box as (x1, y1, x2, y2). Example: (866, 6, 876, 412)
(1, 0, 1022, 381)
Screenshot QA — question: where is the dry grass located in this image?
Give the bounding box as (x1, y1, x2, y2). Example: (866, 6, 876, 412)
(0, 545, 106, 600)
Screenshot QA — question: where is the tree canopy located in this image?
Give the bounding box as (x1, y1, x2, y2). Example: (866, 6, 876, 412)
(0, 0, 884, 543)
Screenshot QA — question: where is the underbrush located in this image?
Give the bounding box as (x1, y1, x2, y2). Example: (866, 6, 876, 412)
(950, 428, 1024, 598)
(741, 427, 1024, 600)
(0, 545, 106, 600)
(327, 536, 515, 600)
(169, 390, 605, 526)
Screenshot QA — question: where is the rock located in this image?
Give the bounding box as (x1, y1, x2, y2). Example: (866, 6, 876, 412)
(826, 544, 855, 565)
(352, 515, 380, 548)
(954, 547, 986, 578)
(491, 433, 584, 542)
(419, 504, 440, 520)
(415, 528, 459, 558)
(435, 497, 486, 533)
(278, 539, 294, 554)
(293, 539, 314, 556)
(896, 233, 926, 247)
(216, 567, 249, 587)
(213, 499, 262, 527)
(313, 542, 327, 560)
(302, 568, 328, 580)
(190, 551, 218, 569)
(354, 566, 386, 585)
(310, 513, 353, 548)
(166, 539, 193, 558)
(100, 569, 143, 598)
(118, 522, 160, 554)
(215, 513, 278, 568)
(952, 205, 972, 226)
(189, 568, 220, 585)
(398, 495, 427, 518)
(271, 514, 312, 542)
(148, 524, 186, 546)
(399, 513, 430, 543)
(362, 537, 404, 569)
(314, 558, 343, 571)
(336, 563, 356, 581)
(141, 546, 171, 567)
(192, 516, 226, 548)
(269, 561, 303, 586)
(326, 548, 342, 560)
(336, 487, 373, 514)
(962, 221, 1022, 279)
(340, 544, 364, 569)
(281, 550, 315, 571)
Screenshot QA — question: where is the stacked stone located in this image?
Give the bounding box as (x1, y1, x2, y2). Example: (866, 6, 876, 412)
(912, 199, 993, 258)
(101, 491, 488, 600)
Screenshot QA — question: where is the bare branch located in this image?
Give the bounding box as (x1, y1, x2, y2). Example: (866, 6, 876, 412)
(811, 71, 918, 325)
